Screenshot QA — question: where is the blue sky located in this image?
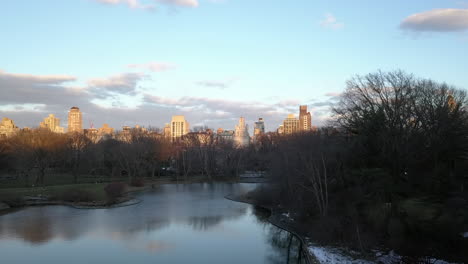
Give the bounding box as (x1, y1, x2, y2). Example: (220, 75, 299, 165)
(1, 0, 468, 131)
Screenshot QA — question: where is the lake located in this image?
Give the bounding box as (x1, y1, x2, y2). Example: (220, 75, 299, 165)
(0, 183, 307, 264)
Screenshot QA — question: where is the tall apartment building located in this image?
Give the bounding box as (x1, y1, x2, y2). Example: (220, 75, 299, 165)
(171, 115, 189, 141)
(40, 114, 64, 133)
(299, 105, 312, 131)
(234, 117, 250, 147)
(67, 107, 83, 133)
(283, 114, 300, 135)
(254, 118, 265, 139)
(0, 117, 19, 138)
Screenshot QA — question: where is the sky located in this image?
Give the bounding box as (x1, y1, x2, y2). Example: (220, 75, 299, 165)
(1, 0, 468, 132)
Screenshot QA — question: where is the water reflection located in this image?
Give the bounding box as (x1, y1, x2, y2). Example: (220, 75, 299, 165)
(0, 183, 307, 264)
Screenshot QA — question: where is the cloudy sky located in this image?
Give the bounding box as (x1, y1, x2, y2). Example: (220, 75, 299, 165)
(1, 0, 467, 131)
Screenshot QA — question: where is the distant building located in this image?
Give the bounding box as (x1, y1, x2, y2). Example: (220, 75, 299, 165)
(183, 130, 213, 145)
(299, 105, 312, 131)
(84, 128, 99, 142)
(98, 123, 114, 136)
(277, 124, 284, 135)
(171, 115, 189, 142)
(217, 129, 235, 142)
(40, 114, 65, 133)
(0, 117, 19, 138)
(234, 117, 250, 147)
(254, 118, 265, 140)
(68, 107, 83, 133)
(283, 114, 300, 135)
(163, 123, 171, 139)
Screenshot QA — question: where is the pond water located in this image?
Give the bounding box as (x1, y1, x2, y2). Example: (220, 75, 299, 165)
(0, 183, 307, 264)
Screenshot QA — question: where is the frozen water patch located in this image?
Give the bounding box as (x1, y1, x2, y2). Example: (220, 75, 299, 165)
(308, 246, 373, 264)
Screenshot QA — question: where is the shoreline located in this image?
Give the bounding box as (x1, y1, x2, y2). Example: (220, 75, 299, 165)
(0, 178, 246, 214)
(225, 193, 316, 264)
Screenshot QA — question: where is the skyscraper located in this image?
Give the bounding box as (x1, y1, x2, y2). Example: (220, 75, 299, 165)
(283, 114, 300, 135)
(68, 107, 83, 133)
(171, 115, 189, 141)
(254, 118, 265, 139)
(234, 117, 250, 147)
(299, 105, 312, 131)
(40, 114, 64, 133)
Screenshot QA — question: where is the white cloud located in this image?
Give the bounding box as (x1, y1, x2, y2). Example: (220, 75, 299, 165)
(93, 0, 200, 10)
(319, 13, 344, 30)
(94, 0, 155, 10)
(400, 9, 468, 32)
(88, 72, 149, 96)
(156, 0, 199, 7)
(128, 62, 176, 72)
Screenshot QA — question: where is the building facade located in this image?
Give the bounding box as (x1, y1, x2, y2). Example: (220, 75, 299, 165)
(254, 118, 265, 139)
(171, 115, 189, 141)
(40, 114, 65, 133)
(217, 128, 235, 142)
(234, 117, 250, 147)
(98, 123, 114, 136)
(283, 114, 300, 135)
(67, 107, 83, 133)
(0, 117, 19, 138)
(299, 105, 312, 131)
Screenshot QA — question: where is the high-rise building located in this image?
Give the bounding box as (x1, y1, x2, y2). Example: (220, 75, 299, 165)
(0, 117, 19, 138)
(299, 105, 312, 131)
(283, 114, 300, 135)
(68, 107, 83, 133)
(234, 117, 250, 147)
(171, 115, 189, 141)
(254, 118, 265, 139)
(40, 114, 64, 133)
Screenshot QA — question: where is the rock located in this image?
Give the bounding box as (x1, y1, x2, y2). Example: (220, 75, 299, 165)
(0, 202, 10, 210)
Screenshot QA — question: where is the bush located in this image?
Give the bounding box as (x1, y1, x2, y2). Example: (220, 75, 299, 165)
(130, 177, 145, 187)
(104, 182, 126, 202)
(59, 189, 97, 202)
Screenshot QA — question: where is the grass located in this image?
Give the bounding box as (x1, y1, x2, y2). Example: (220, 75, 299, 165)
(0, 183, 108, 202)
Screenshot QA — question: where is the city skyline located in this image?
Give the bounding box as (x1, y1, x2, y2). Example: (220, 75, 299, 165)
(1, 0, 467, 130)
(0, 105, 313, 136)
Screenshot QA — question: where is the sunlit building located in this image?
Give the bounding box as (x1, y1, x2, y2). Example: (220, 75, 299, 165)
(67, 106, 83, 133)
(171, 115, 189, 142)
(0, 117, 19, 138)
(283, 114, 300, 135)
(98, 123, 114, 136)
(40, 114, 65, 133)
(234, 117, 250, 147)
(299, 105, 312, 131)
(84, 128, 99, 142)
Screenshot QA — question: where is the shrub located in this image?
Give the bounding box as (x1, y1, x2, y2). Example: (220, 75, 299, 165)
(130, 177, 145, 187)
(59, 189, 97, 202)
(104, 182, 126, 202)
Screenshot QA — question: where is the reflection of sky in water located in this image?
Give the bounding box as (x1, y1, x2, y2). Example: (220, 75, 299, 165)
(0, 183, 305, 264)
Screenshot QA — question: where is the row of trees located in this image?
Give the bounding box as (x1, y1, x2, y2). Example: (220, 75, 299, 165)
(0, 128, 251, 186)
(249, 70, 468, 261)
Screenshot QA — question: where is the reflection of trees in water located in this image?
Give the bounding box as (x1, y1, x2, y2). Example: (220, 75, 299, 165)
(251, 207, 307, 264)
(188, 216, 223, 231)
(0, 183, 252, 244)
(264, 227, 307, 264)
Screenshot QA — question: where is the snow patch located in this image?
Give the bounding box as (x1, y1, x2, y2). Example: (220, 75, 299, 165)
(308, 246, 373, 264)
